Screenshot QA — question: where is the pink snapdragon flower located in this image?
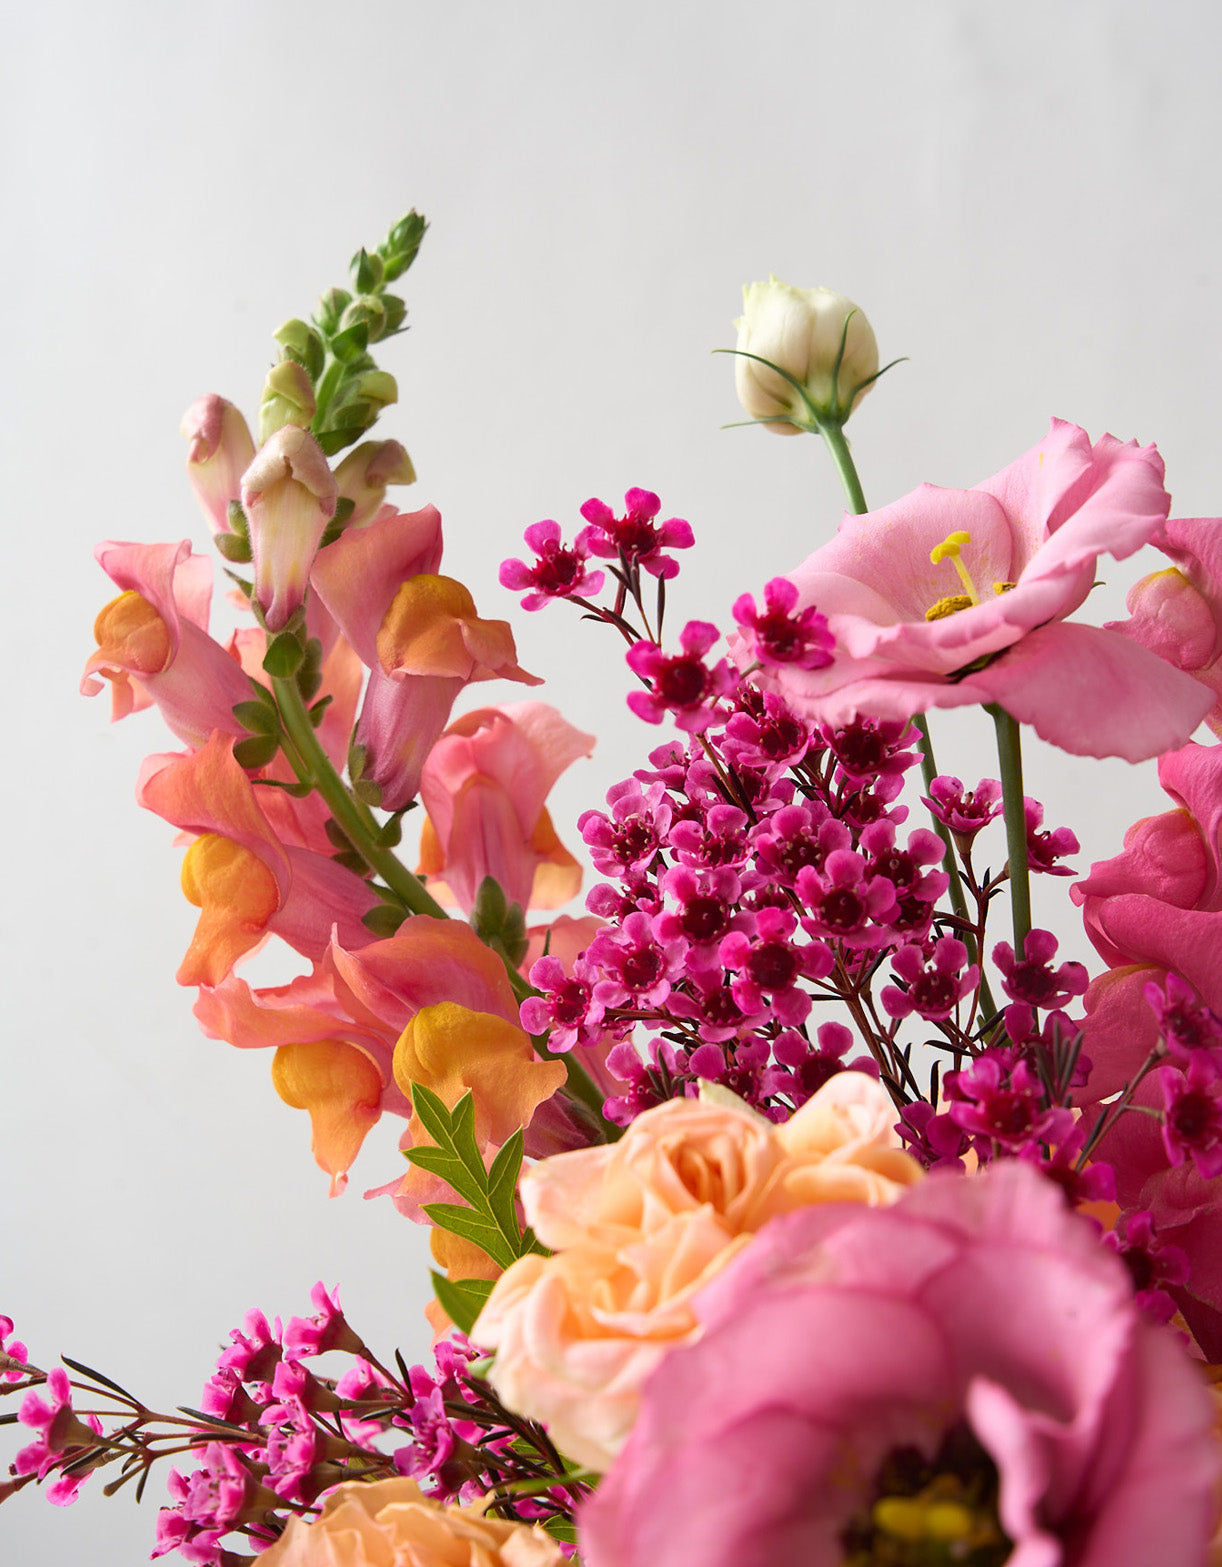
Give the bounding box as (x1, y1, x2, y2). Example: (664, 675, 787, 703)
(417, 702, 594, 913)
(241, 425, 338, 632)
(579, 1161, 1220, 1567)
(742, 420, 1214, 760)
(180, 394, 256, 537)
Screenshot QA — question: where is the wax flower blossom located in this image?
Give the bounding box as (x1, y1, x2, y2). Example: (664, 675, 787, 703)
(747, 419, 1214, 760)
(579, 1161, 1221, 1567)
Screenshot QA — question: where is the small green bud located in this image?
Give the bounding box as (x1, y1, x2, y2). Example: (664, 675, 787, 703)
(314, 287, 352, 335)
(350, 370, 397, 410)
(215, 530, 252, 564)
(274, 319, 325, 380)
(339, 295, 387, 339)
(350, 247, 385, 294)
(381, 211, 427, 280)
(259, 359, 316, 442)
(329, 322, 369, 365)
(470, 876, 529, 969)
(379, 294, 407, 336)
(362, 903, 407, 938)
(232, 699, 281, 737)
(318, 494, 357, 549)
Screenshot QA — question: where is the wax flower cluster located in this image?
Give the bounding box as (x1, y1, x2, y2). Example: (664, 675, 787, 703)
(7, 225, 1222, 1567)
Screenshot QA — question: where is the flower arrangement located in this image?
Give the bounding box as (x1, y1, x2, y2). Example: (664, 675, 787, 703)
(6, 215, 1222, 1564)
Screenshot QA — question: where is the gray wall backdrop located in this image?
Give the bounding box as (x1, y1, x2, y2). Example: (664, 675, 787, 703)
(4, 1, 1221, 1560)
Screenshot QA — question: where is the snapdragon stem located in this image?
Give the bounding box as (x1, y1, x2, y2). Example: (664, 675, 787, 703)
(273, 675, 450, 923)
(987, 703, 1032, 953)
(818, 425, 981, 976)
(271, 675, 616, 1126)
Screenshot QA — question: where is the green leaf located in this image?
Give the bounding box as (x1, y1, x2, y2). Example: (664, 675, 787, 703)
(422, 1204, 517, 1270)
(232, 700, 281, 736)
(361, 903, 406, 938)
(263, 633, 304, 679)
(215, 530, 252, 564)
(233, 733, 280, 769)
(403, 1084, 545, 1272)
(429, 1272, 493, 1337)
(308, 694, 333, 728)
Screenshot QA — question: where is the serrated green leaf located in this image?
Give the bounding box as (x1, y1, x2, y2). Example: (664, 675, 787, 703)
(422, 1203, 516, 1268)
(487, 1128, 524, 1218)
(429, 1272, 494, 1337)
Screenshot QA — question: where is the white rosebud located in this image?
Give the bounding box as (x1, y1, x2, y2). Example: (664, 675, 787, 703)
(734, 277, 879, 433)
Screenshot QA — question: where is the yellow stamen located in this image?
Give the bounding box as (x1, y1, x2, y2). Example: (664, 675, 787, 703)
(926, 530, 985, 621)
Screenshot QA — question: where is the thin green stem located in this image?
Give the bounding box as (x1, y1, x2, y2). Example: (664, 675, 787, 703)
(987, 703, 1032, 953)
(273, 675, 449, 921)
(311, 357, 346, 432)
(820, 431, 992, 1008)
(273, 675, 617, 1129)
(817, 421, 868, 515)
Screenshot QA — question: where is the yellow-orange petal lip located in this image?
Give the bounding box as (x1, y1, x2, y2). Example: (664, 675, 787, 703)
(90, 591, 173, 675)
(272, 1039, 384, 1196)
(376, 574, 527, 679)
(177, 834, 280, 987)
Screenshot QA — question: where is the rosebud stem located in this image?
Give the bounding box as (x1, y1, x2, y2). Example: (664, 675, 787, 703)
(818, 421, 868, 515)
(822, 431, 986, 997)
(987, 703, 1032, 953)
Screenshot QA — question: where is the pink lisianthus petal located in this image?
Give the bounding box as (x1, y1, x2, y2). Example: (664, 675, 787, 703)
(966, 620, 1214, 760)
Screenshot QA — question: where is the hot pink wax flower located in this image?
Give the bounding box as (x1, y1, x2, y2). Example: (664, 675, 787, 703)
(580, 1161, 1220, 1567)
(742, 420, 1214, 761)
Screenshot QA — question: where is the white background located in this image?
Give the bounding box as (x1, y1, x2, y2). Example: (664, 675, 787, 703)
(4, 2, 1221, 1561)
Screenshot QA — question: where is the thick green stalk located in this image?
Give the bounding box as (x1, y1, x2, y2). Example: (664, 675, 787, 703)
(272, 674, 615, 1125)
(987, 703, 1032, 952)
(817, 421, 868, 515)
(273, 674, 449, 921)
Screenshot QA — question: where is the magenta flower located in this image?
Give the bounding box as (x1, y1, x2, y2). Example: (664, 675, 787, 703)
(0, 1315, 28, 1382)
(1159, 1056, 1222, 1178)
(625, 622, 736, 733)
(14, 1367, 103, 1504)
(731, 577, 835, 669)
(579, 1162, 1221, 1567)
(743, 421, 1214, 760)
(578, 488, 694, 579)
(500, 518, 606, 609)
(922, 774, 1003, 837)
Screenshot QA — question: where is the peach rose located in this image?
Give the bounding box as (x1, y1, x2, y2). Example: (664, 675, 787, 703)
(471, 1074, 921, 1470)
(255, 1477, 565, 1567)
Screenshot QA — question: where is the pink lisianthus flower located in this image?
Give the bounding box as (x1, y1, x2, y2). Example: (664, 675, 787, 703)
(579, 1161, 1221, 1567)
(1107, 515, 1222, 737)
(740, 420, 1214, 761)
(1072, 741, 1222, 1101)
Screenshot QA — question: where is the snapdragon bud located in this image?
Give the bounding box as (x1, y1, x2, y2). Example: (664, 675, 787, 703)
(334, 439, 416, 528)
(241, 426, 337, 631)
(259, 359, 317, 443)
(734, 277, 878, 432)
(180, 394, 256, 536)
